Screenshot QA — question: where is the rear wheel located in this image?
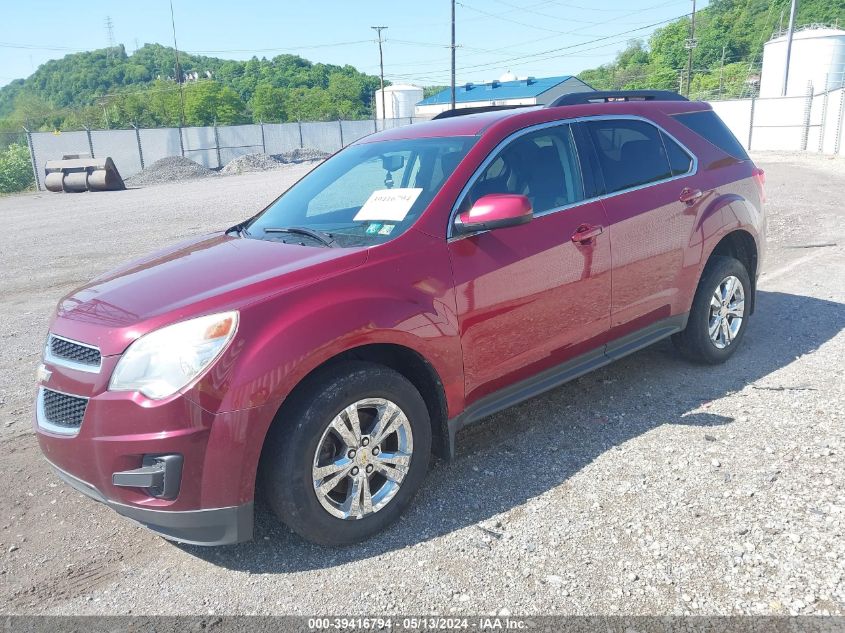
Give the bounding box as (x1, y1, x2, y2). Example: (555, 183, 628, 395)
(260, 362, 431, 545)
(673, 255, 751, 364)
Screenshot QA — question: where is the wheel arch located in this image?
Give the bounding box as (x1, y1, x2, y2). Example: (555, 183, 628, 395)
(265, 342, 451, 461)
(705, 229, 759, 314)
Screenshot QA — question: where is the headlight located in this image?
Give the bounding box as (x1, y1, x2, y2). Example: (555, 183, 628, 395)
(109, 311, 238, 400)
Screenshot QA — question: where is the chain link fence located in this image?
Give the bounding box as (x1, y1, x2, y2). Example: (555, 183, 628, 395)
(24, 117, 426, 191)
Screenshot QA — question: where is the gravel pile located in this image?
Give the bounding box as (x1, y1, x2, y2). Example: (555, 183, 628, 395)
(220, 153, 283, 175)
(274, 148, 330, 163)
(220, 148, 330, 175)
(125, 156, 217, 186)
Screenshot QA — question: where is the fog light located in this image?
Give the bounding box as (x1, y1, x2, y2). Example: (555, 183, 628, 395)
(113, 454, 183, 499)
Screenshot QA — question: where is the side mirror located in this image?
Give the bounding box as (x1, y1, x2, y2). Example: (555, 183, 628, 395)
(454, 194, 533, 234)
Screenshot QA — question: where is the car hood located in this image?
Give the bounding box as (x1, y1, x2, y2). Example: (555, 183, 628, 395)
(49, 233, 368, 355)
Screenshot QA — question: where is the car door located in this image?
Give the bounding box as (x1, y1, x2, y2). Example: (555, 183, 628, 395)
(580, 117, 697, 338)
(447, 123, 612, 405)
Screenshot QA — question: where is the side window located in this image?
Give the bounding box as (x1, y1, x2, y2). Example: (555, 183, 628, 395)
(671, 110, 749, 160)
(585, 119, 672, 193)
(661, 131, 693, 176)
(465, 124, 584, 215)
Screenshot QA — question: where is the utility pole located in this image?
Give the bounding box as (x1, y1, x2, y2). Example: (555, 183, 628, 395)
(170, 0, 186, 127)
(451, 0, 456, 110)
(782, 0, 798, 96)
(371, 26, 388, 120)
(684, 0, 697, 97)
(719, 43, 727, 97)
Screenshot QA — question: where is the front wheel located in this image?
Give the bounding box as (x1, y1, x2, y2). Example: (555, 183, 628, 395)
(672, 255, 751, 364)
(260, 362, 431, 545)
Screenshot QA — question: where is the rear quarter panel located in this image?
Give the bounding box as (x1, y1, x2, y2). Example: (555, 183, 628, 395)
(650, 108, 765, 312)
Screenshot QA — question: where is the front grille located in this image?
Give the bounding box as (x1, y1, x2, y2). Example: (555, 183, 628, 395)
(48, 335, 101, 368)
(40, 389, 88, 430)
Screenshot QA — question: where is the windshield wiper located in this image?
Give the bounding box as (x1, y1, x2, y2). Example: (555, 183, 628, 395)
(226, 221, 250, 237)
(263, 226, 336, 247)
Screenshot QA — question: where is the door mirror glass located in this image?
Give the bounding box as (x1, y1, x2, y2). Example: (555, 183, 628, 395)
(455, 194, 533, 234)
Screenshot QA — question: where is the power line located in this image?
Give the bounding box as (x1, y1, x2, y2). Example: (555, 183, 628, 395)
(487, 0, 688, 26)
(443, 12, 690, 75)
(0, 41, 87, 52)
(184, 40, 373, 54)
(379, 9, 690, 81)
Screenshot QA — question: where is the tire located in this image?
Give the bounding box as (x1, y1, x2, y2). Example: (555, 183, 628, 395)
(672, 255, 751, 364)
(259, 361, 432, 546)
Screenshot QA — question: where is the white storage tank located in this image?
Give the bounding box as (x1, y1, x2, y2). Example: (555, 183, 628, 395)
(760, 26, 845, 96)
(375, 84, 424, 119)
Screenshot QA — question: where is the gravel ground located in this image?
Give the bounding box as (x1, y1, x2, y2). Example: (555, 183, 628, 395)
(0, 153, 842, 616)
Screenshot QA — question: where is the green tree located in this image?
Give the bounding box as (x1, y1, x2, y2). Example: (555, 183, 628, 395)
(579, 0, 845, 100)
(0, 143, 35, 194)
(183, 81, 248, 125)
(0, 43, 385, 129)
(249, 83, 287, 122)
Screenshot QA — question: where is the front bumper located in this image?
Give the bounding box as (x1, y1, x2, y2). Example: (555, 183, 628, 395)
(34, 346, 277, 546)
(49, 460, 253, 546)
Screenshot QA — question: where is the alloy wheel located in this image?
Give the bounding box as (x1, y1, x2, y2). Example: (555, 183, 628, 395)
(708, 275, 745, 349)
(312, 398, 414, 520)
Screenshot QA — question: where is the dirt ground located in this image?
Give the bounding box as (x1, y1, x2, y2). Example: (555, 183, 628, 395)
(0, 153, 843, 615)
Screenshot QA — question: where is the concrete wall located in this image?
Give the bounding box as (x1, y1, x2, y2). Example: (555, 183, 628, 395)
(26, 118, 427, 191)
(24, 90, 845, 191)
(709, 87, 845, 155)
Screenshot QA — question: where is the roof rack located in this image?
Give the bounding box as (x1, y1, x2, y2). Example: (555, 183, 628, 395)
(431, 104, 532, 120)
(547, 90, 688, 107)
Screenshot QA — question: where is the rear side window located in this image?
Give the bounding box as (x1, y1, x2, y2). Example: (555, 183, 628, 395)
(672, 110, 749, 160)
(585, 119, 672, 193)
(661, 132, 693, 176)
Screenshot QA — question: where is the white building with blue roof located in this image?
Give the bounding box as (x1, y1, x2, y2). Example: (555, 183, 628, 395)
(414, 72, 595, 117)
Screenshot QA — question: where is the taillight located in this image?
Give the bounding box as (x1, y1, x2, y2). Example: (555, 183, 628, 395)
(753, 167, 766, 203)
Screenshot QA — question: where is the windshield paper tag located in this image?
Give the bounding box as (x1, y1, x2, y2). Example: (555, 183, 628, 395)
(353, 188, 423, 222)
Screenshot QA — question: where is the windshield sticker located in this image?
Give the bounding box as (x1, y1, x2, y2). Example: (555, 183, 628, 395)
(365, 223, 383, 235)
(353, 188, 423, 222)
(378, 224, 395, 236)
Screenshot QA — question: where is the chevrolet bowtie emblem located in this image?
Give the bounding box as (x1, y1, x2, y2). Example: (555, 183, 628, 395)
(36, 364, 52, 384)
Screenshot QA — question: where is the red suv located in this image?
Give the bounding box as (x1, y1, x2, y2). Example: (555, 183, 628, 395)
(35, 91, 766, 546)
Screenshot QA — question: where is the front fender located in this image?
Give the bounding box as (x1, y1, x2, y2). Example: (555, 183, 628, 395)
(186, 231, 462, 504)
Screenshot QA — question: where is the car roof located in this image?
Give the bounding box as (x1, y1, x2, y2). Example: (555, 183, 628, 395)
(358, 100, 712, 143)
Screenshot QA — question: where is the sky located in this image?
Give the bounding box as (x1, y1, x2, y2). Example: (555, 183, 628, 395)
(0, 0, 703, 89)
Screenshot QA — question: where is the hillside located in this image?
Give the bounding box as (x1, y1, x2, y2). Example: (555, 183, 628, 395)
(0, 43, 382, 131)
(578, 0, 845, 98)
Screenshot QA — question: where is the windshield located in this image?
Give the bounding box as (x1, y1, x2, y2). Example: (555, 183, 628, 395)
(246, 136, 476, 247)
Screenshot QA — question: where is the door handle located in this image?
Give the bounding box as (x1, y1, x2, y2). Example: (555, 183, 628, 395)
(571, 224, 603, 244)
(680, 187, 703, 205)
